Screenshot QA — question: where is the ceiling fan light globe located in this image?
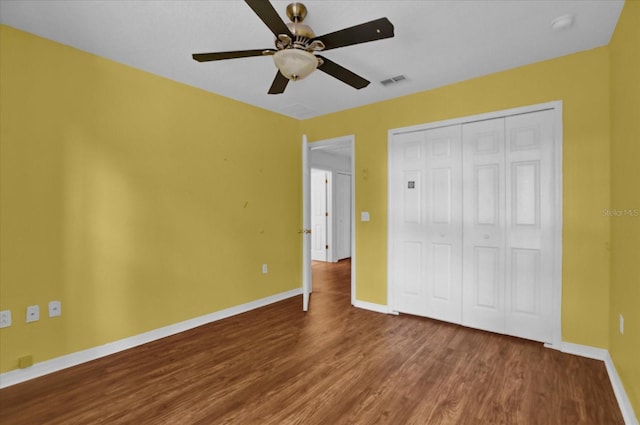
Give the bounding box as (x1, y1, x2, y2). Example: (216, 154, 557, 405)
(273, 49, 318, 81)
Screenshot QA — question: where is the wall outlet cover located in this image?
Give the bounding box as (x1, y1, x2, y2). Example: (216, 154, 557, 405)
(26, 305, 39, 323)
(49, 301, 62, 317)
(0, 310, 11, 328)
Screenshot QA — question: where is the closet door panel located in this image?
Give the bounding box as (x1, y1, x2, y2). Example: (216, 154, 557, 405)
(475, 165, 500, 225)
(432, 243, 453, 299)
(511, 248, 540, 315)
(424, 126, 462, 323)
(462, 118, 506, 333)
(505, 110, 555, 343)
(390, 132, 428, 315)
(390, 126, 462, 322)
(474, 246, 501, 309)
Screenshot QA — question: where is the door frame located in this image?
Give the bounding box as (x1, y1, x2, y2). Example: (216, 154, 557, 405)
(302, 135, 311, 311)
(387, 100, 563, 350)
(308, 135, 356, 306)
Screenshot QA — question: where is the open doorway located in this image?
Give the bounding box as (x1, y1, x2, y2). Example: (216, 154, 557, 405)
(309, 135, 355, 305)
(310, 169, 352, 263)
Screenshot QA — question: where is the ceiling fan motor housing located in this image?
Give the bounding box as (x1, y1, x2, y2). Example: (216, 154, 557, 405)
(276, 3, 323, 52)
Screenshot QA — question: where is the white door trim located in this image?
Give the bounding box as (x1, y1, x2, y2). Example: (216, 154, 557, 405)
(309, 135, 356, 306)
(387, 101, 563, 349)
(302, 135, 311, 311)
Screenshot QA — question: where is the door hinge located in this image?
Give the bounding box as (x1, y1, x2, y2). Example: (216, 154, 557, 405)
(325, 212, 329, 217)
(325, 245, 329, 250)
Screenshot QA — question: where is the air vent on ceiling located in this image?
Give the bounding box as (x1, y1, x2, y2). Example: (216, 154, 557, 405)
(380, 75, 407, 86)
(280, 103, 317, 119)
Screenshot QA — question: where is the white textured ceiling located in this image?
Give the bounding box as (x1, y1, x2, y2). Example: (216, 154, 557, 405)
(0, 0, 624, 119)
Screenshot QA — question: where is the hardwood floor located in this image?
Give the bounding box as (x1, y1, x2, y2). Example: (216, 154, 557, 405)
(0, 259, 623, 424)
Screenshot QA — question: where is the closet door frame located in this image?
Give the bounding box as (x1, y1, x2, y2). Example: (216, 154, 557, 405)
(387, 100, 563, 350)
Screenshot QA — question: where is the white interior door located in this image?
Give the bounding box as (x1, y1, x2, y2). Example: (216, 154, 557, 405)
(424, 125, 463, 323)
(390, 130, 428, 316)
(311, 169, 328, 262)
(302, 135, 312, 311)
(336, 173, 352, 261)
(390, 126, 462, 322)
(461, 118, 507, 333)
(504, 110, 555, 342)
(461, 112, 555, 342)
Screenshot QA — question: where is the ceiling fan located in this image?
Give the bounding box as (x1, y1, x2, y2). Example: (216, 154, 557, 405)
(192, 0, 394, 94)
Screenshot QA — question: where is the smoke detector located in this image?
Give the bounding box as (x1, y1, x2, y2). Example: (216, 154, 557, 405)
(551, 14, 575, 31)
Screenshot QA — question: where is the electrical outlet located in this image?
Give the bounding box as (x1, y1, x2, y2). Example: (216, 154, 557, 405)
(26, 305, 39, 323)
(262, 264, 268, 274)
(48, 301, 62, 318)
(620, 314, 624, 335)
(0, 310, 11, 328)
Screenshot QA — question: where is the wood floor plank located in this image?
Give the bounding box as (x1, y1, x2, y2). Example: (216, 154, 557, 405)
(0, 259, 624, 424)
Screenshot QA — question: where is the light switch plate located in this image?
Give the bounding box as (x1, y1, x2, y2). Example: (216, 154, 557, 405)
(361, 211, 370, 222)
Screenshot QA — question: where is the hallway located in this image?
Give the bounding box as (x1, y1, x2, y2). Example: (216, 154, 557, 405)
(310, 258, 351, 309)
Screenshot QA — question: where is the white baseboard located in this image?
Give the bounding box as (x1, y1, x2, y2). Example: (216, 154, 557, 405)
(353, 300, 391, 314)
(604, 351, 639, 425)
(0, 288, 302, 389)
(560, 341, 608, 360)
(559, 342, 638, 425)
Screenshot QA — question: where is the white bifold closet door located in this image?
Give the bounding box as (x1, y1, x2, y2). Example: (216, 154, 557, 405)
(390, 125, 462, 323)
(390, 109, 555, 343)
(462, 110, 555, 342)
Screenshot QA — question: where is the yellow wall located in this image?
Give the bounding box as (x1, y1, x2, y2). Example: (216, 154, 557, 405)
(301, 47, 612, 348)
(609, 0, 640, 415)
(0, 26, 301, 373)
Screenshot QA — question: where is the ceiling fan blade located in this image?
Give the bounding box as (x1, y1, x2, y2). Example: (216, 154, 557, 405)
(317, 56, 369, 90)
(313, 17, 394, 51)
(192, 49, 275, 62)
(245, 0, 293, 39)
(268, 71, 289, 94)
